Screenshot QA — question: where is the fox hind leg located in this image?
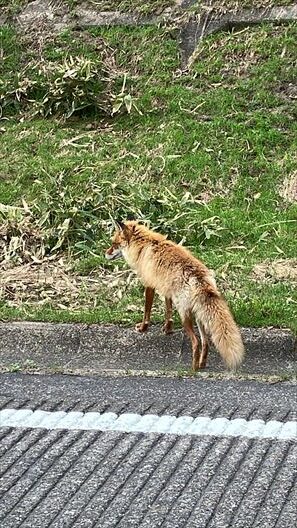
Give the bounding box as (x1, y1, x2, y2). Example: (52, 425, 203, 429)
(135, 287, 155, 332)
(182, 312, 200, 371)
(197, 321, 208, 369)
(163, 297, 174, 334)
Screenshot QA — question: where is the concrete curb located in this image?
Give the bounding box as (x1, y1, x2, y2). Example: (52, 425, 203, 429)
(1, 2, 296, 67)
(0, 322, 295, 377)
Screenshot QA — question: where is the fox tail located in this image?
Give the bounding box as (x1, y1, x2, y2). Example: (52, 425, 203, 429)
(193, 287, 244, 369)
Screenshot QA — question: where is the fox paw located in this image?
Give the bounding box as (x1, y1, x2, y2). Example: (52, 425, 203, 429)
(192, 360, 207, 371)
(135, 322, 149, 332)
(198, 360, 207, 369)
(162, 321, 174, 334)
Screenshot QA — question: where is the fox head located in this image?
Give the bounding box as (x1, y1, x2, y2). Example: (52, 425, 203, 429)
(105, 220, 138, 261)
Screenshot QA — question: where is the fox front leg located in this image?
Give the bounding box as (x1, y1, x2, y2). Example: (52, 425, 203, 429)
(163, 297, 174, 334)
(135, 287, 155, 332)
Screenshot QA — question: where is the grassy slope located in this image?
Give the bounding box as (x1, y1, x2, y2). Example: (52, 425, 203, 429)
(0, 22, 296, 331)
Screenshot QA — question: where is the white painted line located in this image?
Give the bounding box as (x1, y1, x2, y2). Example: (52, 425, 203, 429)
(188, 416, 211, 435)
(149, 415, 176, 434)
(169, 416, 194, 435)
(0, 409, 296, 440)
(129, 414, 160, 433)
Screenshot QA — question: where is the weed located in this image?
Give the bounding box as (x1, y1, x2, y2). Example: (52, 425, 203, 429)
(0, 53, 138, 119)
(8, 362, 22, 372)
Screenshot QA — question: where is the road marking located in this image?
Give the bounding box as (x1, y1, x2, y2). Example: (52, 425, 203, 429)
(0, 408, 296, 440)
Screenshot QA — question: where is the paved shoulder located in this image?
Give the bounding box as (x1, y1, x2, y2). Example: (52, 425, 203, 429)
(0, 322, 295, 376)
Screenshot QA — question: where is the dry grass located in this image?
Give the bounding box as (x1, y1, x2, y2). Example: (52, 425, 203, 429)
(0, 207, 140, 311)
(252, 259, 297, 283)
(279, 172, 297, 204)
(204, 0, 294, 10)
(0, 259, 139, 310)
(0, 212, 45, 266)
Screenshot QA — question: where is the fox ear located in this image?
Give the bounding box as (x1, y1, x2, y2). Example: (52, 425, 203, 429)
(115, 220, 130, 239)
(116, 220, 135, 241)
(115, 220, 125, 231)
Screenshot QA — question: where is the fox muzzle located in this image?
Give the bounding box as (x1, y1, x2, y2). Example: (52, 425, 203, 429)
(105, 247, 123, 260)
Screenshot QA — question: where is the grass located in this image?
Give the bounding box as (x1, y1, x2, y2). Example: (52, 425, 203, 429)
(0, 22, 296, 333)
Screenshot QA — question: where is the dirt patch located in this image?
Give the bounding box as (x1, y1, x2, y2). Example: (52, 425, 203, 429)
(279, 172, 297, 204)
(252, 259, 297, 284)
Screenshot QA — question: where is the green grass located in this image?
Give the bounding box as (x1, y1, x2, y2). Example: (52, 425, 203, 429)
(0, 23, 296, 332)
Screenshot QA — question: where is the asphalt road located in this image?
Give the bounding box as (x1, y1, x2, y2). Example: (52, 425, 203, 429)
(0, 373, 296, 528)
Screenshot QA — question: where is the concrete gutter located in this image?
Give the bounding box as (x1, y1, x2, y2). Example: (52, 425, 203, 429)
(0, 322, 295, 379)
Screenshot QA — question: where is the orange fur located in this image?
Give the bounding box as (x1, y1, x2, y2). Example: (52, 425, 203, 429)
(106, 221, 245, 370)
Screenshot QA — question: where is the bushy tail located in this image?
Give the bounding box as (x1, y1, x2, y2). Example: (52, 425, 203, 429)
(193, 288, 244, 369)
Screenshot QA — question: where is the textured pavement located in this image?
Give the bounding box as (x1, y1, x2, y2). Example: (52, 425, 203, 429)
(0, 374, 296, 527)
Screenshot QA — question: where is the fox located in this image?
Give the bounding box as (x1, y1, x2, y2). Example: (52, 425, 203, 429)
(105, 220, 244, 371)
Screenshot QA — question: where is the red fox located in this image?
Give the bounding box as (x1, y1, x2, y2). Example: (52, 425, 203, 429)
(106, 221, 244, 371)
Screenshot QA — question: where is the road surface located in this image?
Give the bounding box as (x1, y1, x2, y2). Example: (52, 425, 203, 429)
(0, 373, 296, 527)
